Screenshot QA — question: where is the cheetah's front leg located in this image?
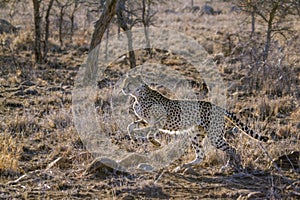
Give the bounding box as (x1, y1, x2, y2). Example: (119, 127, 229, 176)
(209, 133, 242, 171)
(127, 120, 162, 147)
(127, 124, 162, 146)
(127, 115, 166, 147)
(146, 128, 162, 147)
(128, 104, 167, 146)
(127, 119, 148, 142)
(145, 110, 169, 147)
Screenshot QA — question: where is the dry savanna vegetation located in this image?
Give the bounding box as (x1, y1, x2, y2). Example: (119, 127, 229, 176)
(0, 0, 300, 199)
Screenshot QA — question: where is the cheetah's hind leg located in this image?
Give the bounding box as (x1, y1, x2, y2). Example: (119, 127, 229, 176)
(220, 146, 243, 172)
(211, 138, 243, 172)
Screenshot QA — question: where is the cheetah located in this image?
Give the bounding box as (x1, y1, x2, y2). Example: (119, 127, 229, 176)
(121, 75, 269, 170)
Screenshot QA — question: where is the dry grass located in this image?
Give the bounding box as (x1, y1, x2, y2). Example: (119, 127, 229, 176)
(0, 133, 22, 176)
(0, 0, 299, 199)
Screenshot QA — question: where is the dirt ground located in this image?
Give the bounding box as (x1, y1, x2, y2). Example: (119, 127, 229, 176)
(0, 0, 300, 199)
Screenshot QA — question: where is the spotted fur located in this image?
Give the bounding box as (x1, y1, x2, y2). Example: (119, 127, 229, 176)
(121, 75, 269, 168)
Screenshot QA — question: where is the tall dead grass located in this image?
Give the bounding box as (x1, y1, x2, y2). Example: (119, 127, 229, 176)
(0, 133, 23, 176)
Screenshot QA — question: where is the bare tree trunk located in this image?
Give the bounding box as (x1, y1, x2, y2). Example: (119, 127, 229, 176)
(250, 9, 255, 38)
(117, 0, 136, 68)
(263, 20, 272, 61)
(84, 0, 117, 84)
(44, 0, 54, 60)
(32, 0, 42, 63)
(142, 0, 151, 55)
(144, 26, 150, 50)
(263, 1, 279, 61)
(58, 6, 65, 47)
(125, 30, 136, 68)
(70, 1, 79, 43)
(105, 25, 110, 61)
(90, 0, 117, 51)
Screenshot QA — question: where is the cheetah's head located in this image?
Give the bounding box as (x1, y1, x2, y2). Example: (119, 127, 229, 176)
(121, 75, 145, 95)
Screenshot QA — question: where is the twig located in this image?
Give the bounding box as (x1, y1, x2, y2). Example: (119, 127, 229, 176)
(6, 174, 27, 185)
(258, 143, 294, 185)
(154, 169, 165, 184)
(45, 156, 62, 172)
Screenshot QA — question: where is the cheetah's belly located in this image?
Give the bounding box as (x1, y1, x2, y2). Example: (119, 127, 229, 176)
(159, 127, 193, 135)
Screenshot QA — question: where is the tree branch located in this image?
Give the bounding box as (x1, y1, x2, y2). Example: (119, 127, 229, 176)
(89, 0, 117, 51)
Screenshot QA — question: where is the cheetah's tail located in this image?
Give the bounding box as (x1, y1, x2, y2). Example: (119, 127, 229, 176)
(224, 110, 269, 142)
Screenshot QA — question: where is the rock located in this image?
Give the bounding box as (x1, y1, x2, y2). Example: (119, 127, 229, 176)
(137, 163, 154, 172)
(83, 157, 127, 178)
(202, 5, 214, 15)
